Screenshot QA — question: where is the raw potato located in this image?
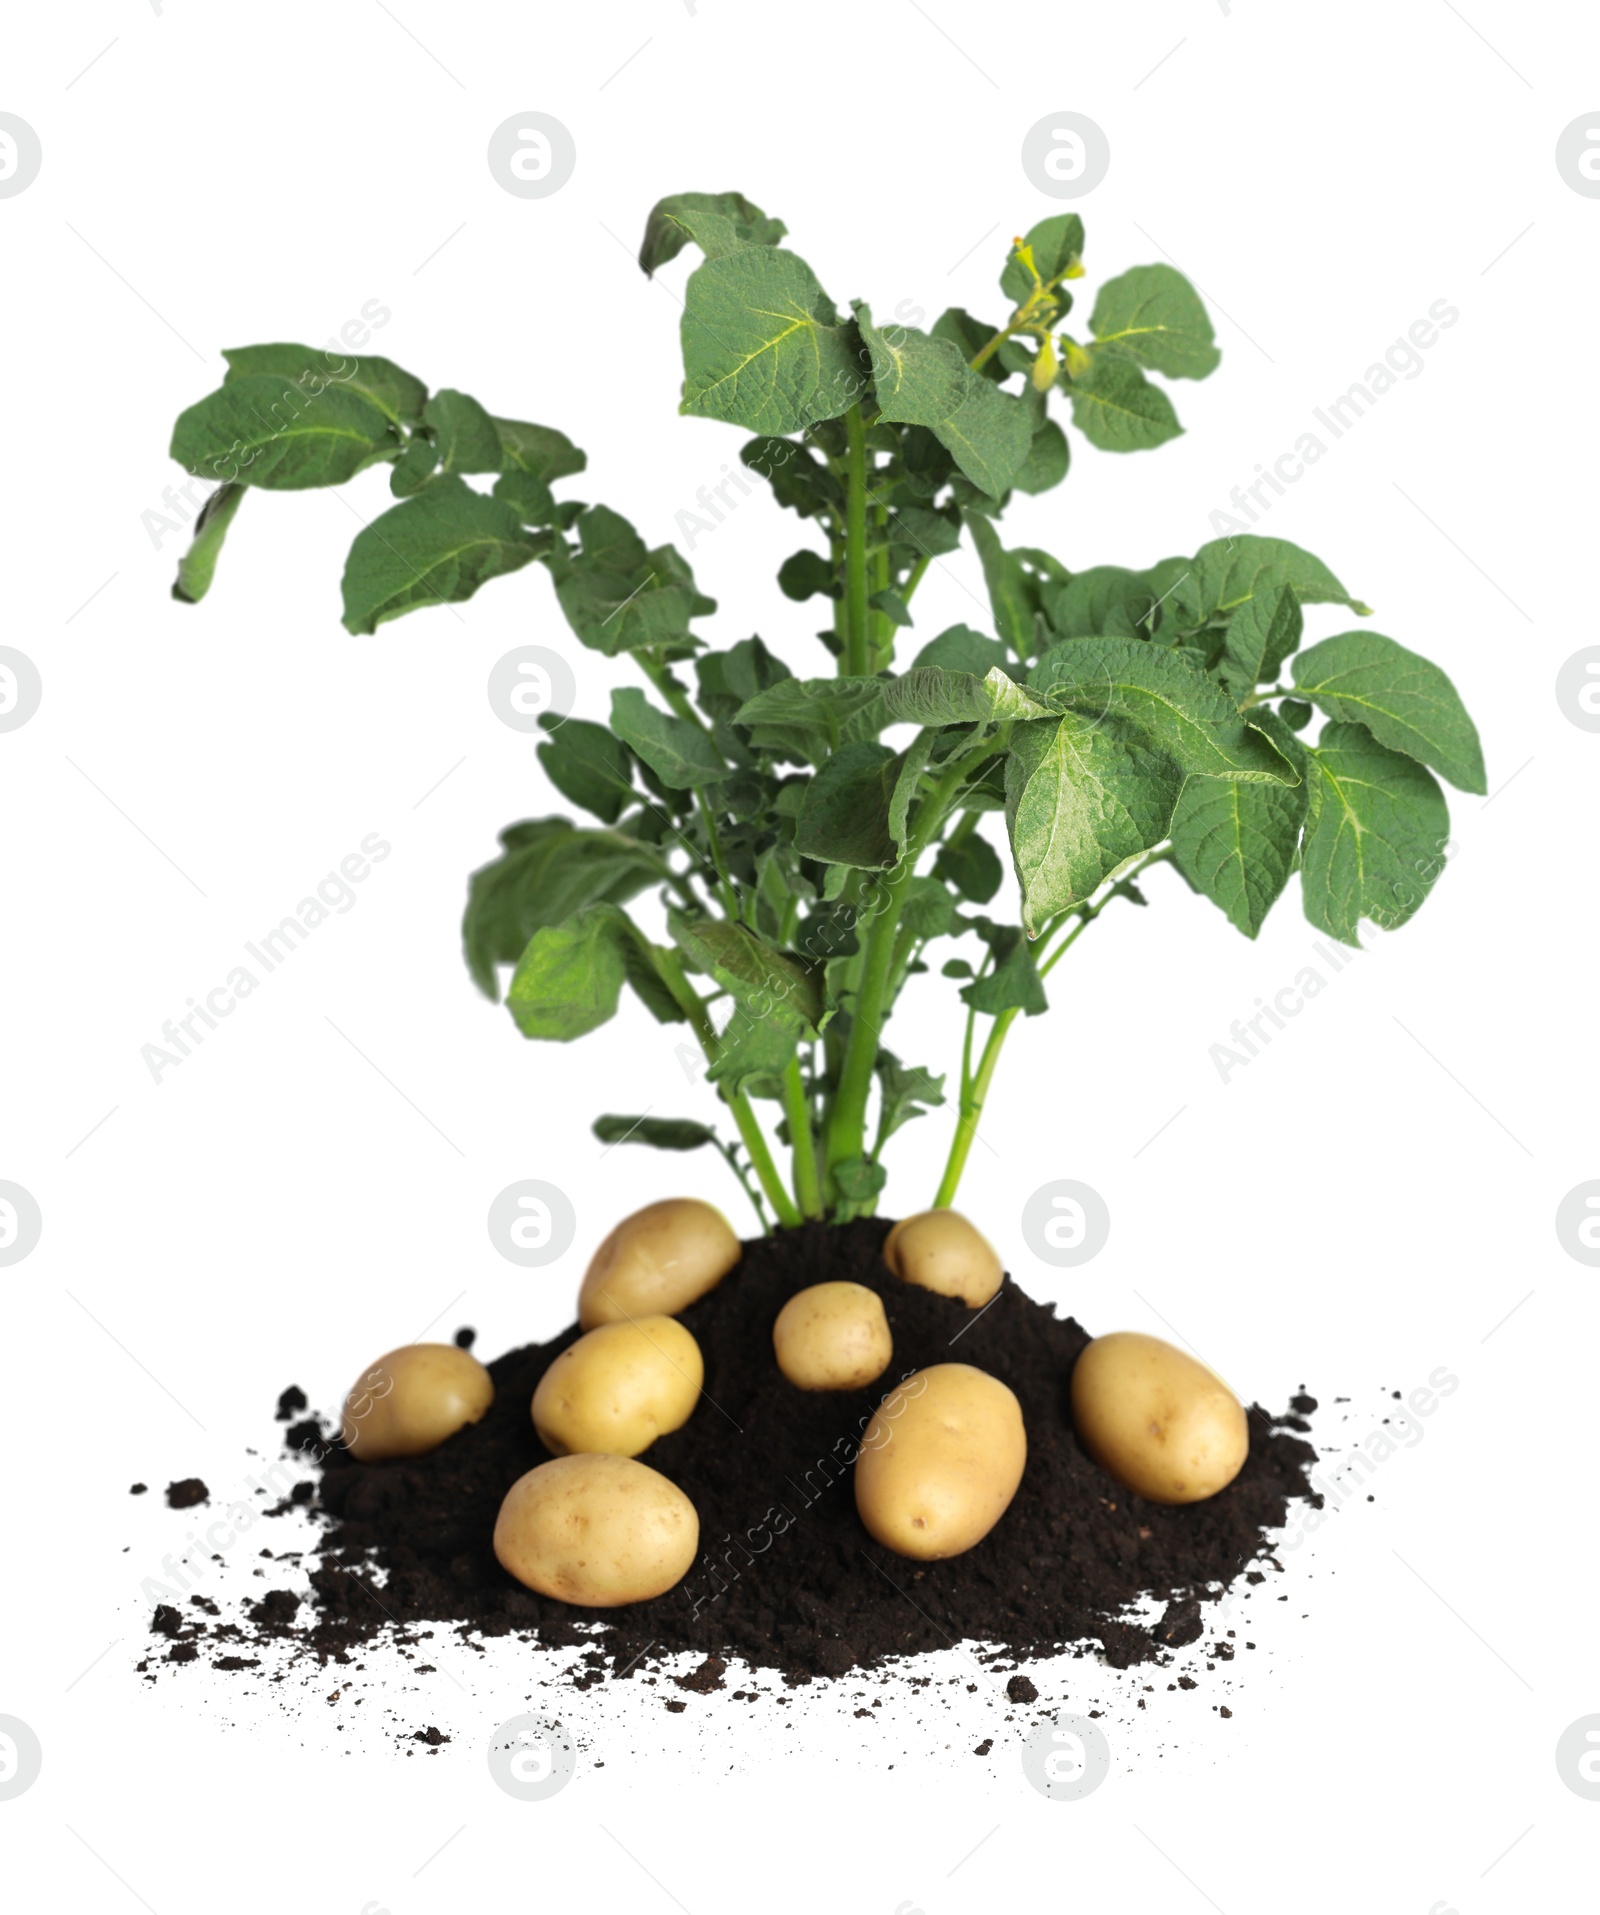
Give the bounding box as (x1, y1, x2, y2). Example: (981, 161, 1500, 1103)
(1070, 1331, 1248, 1505)
(773, 1282, 892, 1392)
(532, 1315, 703, 1458)
(578, 1197, 742, 1329)
(854, 1362, 1026, 1561)
(493, 1454, 699, 1606)
(882, 1209, 1003, 1309)
(340, 1343, 494, 1462)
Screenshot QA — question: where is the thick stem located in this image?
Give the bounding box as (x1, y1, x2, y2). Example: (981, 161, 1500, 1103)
(843, 405, 870, 677)
(781, 1055, 824, 1219)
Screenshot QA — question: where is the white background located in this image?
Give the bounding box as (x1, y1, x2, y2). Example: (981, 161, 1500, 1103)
(3, 2, 1596, 1910)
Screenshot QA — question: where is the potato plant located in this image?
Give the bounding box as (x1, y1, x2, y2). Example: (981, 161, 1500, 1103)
(165, 189, 1485, 1231)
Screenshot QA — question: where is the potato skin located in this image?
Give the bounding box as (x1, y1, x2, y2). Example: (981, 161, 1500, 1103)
(532, 1315, 703, 1458)
(578, 1198, 741, 1330)
(773, 1282, 892, 1392)
(854, 1362, 1026, 1561)
(1070, 1331, 1248, 1505)
(882, 1210, 1003, 1309)
(493, 1454, 699, 1607)
(341, 1343, 494, 1462)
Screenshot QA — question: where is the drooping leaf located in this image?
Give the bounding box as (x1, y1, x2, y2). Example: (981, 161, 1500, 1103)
(795, 742, 899, 868)
(961, 925, 1048, 1015)
(1217, 583, 1302, 697)
(733, 677, 887, 761)
(877, 665, 1051, 729)
(593, 1114, 718, 1151)
(1298, 721, 1451, 945)
(610, 687, 726, 791)
(1030, 638, 1299, 782)
(965, 512, 1044, 659)
(424, 388, 503, 474)
(934, 829, 1004, 903)
(1292, 631, 1486, 794)
(463, 819, 665, 998)
(171, 376, 395, 489)
(639, 190, 787, 275)
(171, 483, 244, 603)
(222, 343, 428, 425)
(1005, 712, 1185, 934)
(706, 1003, 802, 1096)
(680, 246, 858, 436)
(551, 505, 714, 656)
(1013, 418, 1070, 495)
(340, 476, 540, 633)
(506, 902, 632, 1039)
(669, 909, 824, 1032)
(1089, 265, 1219, 380)
(493, 417, 587, 482)
(1168, 712, 1308, 939)
(1064, 353, 1182, 452)
(537, 717, 636, 824)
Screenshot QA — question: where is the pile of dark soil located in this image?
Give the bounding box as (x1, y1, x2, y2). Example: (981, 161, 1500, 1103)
(247, 1218, 1317, 1681)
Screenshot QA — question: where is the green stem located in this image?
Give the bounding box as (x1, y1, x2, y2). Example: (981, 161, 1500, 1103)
(870, 497, 890, 669)
(933, 1007, 1018, 1209)
(843, 405, 870, 677)
(715, 1140, 770, 1233)
(653, 948, 801, 1229)
(1240, 685, 1292, 709)
(694, 789, 740, 920)
(781, 1056, 824, 1219)
(902, 552, 932, 606)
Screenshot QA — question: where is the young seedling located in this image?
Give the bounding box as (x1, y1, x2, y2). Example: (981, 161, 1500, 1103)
(165, 189, 1485, 1230)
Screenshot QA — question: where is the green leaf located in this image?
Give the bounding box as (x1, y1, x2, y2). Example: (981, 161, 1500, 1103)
(778, 548, 836, 601)
(171, 375, 395, 489)
(833, 1156, 888, 1204)
(870, 586, 912, 628)
(965, 512, 1042, 658)
(795, 742, 899, 868)
(493, 417, 586, 482)
(912, 625, 1014, 678)
(855, 301, 1032, 496)
(874, 1052, 946, 1144)
(222, 343, 427, 425)
(961, 926, 1048, 1015)
(389, 435, 441, 498)
(695, 635, 793, 723)
(892, 504, 963, 558)
(340, 476, 539, 634)
(1217, 583, 1302, 697)
(1165, 535, 1369, 637)
(506, 903, 631, 1040)
(1089, 265, 1219, 380)
(1065, 354, 1182, 452)
(1031, 638, 1298, 782)
(593, 1115, 718, 1151)
(639, 191, 787, 275)
(1005, 713, 1185, 933)
(877, 666, 1050, 729)
(1168, 712, 1308, 939)
(934, 830, 1003, 904)
(1001, 214, 1085, 305)
(740, 436, 842, 518)
(1291, 631, 1485, 794)
(171, 483, 243, 604)
(669, 909, 825, 1032)
(610, 688, 726, 790)
(424, 389, 503, 474)
(733, 677, 886, 762)
(854, 301, 969, 427)
(463, 820, 665, 998)
(537, 717, 636, 824)
(887, 732, 935, 850)
(492, 468, 557, 525)
(1041, 566, 1152, 640)
(618, 934, 690, 1026)
(551, 505, 714, 656)
(706, 1004, 801, 1097)
(1299, 721, 1451, 945)
(1013, 418, 1070, 495)
(680, 246, 858, 436)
